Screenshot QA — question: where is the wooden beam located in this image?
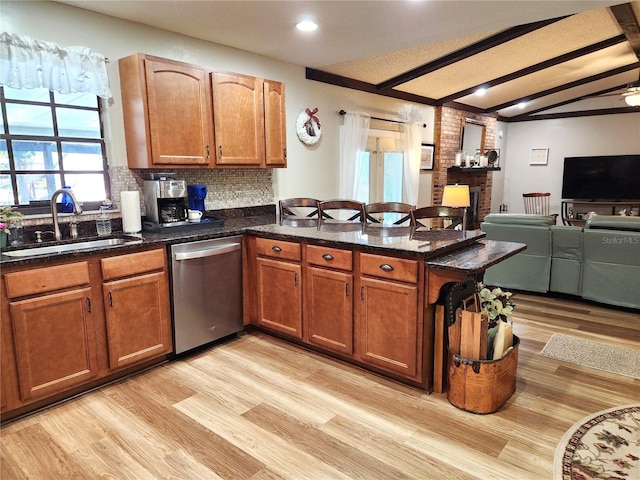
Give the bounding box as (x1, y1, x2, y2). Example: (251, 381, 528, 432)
(484, 62, 640, 112)
(502, 106, 640, 122)
(305, 68, 438, 106)
(611, 3, 640, 61)
(438, 35, 627, 104)
(375, 17, 567, 91)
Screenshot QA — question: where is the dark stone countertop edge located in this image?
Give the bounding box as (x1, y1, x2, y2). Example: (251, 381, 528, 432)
(425, 240, 527, 274)
(0, 211, 277, 268)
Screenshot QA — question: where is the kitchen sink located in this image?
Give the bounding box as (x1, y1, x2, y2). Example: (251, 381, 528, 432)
(2, 236, 144, 257)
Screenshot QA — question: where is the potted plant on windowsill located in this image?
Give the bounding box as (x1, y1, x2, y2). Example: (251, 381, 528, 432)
(0, 206, 24, 249)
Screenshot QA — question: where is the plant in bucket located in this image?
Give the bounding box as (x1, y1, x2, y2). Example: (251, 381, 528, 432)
(477, 282, 516, 360)
(0, 206, 23, 248)
(447, 282, 519, 414)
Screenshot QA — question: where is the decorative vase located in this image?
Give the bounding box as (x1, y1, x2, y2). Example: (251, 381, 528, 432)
(0, 231, 7, 249)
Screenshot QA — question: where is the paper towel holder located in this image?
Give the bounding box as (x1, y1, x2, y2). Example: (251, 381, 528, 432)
(121, 190, 142, 234)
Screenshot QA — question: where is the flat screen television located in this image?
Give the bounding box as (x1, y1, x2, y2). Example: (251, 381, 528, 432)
(561, 155, 640, 200)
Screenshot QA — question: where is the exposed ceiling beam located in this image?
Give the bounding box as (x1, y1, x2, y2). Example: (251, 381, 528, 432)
(506, 83, 634, 120)
(437, 35, 627, 104)
(504, 107, 640, 122)
(305, 68, 438, 106)
(374, 17, 567, 91)
(610, 2, 640, 60)
(485, 62, 640, 112)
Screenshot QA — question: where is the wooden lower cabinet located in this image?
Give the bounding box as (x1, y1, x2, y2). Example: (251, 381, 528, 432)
(0, 247, 171, 419)
(9, 287, 99, 401)
(305, 266, 353, 355)
(355, 276, 421, 381)
(103, 271, 171, 369)
(256, 257, 302, 339)
(246, 236, 425, 386)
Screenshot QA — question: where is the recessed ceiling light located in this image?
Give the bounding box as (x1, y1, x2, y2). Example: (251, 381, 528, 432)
(517, 101, 527, 109)
(296, 20, 318, 32)
(475, 87, 487, 96)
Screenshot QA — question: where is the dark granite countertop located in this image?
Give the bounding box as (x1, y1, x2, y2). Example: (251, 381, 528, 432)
(245, 221, 485, 258)
(1, 207, 526, 276)
(244, 220, 526, 274)
(0, 207, 276, 267)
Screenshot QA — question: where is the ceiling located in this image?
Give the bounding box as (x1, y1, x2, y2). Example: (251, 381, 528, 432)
(56, 0, 640, 121)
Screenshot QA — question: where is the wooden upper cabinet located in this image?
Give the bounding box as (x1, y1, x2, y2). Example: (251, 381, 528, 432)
(119, 53, 214, 168)
(264, 79, 287, 167)
(119, 53, 286, 169)
(212, 72, 265, 167)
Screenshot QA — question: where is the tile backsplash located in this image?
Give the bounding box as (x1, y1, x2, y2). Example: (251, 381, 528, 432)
(110, 166, 275, 215)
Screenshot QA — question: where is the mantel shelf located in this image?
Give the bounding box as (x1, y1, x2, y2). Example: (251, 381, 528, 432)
(447, 166, 501, 173)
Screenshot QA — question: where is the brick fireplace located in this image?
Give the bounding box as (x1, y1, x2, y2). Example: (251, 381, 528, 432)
(433, 106, 497, 230)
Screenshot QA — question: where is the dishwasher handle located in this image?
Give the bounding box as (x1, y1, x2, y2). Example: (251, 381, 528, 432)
(174, 242, 241, 261)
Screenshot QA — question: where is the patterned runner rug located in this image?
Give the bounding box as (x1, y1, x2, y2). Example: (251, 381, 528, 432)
(554, 405, 640, 479)
(540, 333, 640, 379)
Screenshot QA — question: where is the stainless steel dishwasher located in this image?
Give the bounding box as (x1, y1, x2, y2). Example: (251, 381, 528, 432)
(170, 236, 243, 355)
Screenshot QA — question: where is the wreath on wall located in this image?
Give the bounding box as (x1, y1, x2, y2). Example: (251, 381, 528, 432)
(296, 107, 322, 145)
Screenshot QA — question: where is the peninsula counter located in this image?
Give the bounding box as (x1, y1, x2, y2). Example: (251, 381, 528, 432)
(242, 222, 525, 392)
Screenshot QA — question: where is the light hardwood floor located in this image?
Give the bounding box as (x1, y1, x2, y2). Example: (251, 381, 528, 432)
(2, 293, 639, 479)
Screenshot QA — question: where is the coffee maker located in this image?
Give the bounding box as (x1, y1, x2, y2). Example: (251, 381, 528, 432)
(143, 176, 189, 227)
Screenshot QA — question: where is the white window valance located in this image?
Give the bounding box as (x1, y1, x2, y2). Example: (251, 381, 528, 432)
(0, 32, 112, 98)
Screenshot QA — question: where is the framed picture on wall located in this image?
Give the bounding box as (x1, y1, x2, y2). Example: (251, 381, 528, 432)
(530, 148, 549, 165)
(420, 143, 435, 170)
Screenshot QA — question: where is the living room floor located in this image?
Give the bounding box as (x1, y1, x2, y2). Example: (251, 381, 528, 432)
(1, 293, 639, 479)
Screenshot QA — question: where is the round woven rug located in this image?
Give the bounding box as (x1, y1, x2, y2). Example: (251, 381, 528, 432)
(554, 404, 640, 479)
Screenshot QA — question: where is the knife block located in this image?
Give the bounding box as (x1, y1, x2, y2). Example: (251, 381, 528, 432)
(447, 335, 519, 414)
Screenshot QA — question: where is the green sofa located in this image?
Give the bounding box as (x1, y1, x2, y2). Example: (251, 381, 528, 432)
(480, 213, 640, 310)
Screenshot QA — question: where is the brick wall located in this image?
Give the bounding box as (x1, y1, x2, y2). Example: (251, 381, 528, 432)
(433, 107, 497, 229)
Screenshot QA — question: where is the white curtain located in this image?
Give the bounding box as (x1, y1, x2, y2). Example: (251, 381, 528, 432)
(402, 121, 422, 206)
(0, 32, 112, 98)
(339, 111, 370, 199)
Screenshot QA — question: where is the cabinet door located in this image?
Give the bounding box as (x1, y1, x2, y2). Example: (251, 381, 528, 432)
(9, 288, 99, 401)
(212, 72, 265, 167)
(103, 271, 171, 369)
(256, 257, 302, 338)
(144, 57, 214, 166)
(264, 79, 287, 167)
(305, 267, 353, 355)
(355, 277, 421, 381)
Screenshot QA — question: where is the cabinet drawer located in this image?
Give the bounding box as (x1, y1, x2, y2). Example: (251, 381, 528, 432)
(101, 248, 166, 281)
(255, 237, 301, 261)
(306, 245, 352, 271)
(3, 262, 90, 299)
(360, 253, 418, 284)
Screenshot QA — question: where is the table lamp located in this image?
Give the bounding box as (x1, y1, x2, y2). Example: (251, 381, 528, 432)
(442, 183, 470, 229)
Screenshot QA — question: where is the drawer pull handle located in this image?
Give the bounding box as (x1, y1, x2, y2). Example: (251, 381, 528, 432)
(360, 286, 365, 300)
(379, 263, 394, 272)
(206, 144, 210, 159)
(272, 246, 282, 253)
(294, 272, 298, 287)
(108, 291, 113, 307)
(322, 253, 334, 261)
(87, 297, 92, 314)
(345, 283, 349, 297)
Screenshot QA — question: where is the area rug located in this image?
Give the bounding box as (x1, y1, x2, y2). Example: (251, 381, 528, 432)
(540, 333, 640, 379)
(553, 404, 640, 480)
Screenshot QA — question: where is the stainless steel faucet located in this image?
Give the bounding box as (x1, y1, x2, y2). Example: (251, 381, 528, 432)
(51, 188, 83, 241)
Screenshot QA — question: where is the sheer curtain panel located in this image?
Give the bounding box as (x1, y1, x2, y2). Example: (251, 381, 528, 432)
(0, 32, 112, 98)
(339, 111, 370, 199)
(401, 115, 422, 207)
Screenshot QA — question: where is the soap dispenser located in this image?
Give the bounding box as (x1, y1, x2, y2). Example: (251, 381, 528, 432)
(96, 206, 112, 236)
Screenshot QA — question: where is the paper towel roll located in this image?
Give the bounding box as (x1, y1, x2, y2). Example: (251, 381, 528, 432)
(121, 190, 142, 233)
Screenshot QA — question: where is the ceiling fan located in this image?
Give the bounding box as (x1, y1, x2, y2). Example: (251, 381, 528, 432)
(592, 78, 640, 106)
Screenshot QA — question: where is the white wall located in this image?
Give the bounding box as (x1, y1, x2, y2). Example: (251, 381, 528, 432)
(2, 1, 435, 205)
(497, 114, 640, 215)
